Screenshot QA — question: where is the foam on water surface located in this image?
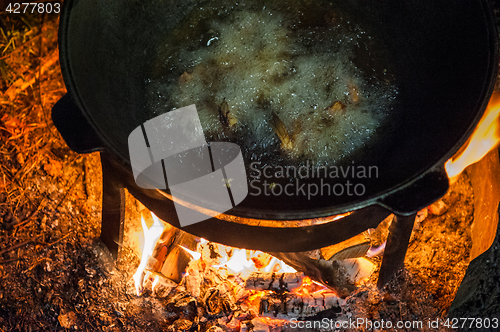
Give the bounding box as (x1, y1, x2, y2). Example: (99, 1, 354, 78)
(146, 1, 398, 168)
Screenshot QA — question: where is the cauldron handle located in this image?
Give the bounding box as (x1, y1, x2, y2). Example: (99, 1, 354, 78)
(51, 93, 104, 153)
(377, 165, 449, 216)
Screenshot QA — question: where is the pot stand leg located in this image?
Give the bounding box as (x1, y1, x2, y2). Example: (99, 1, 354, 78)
(377, 213, 416, 288)
(100, 152, 125, 260)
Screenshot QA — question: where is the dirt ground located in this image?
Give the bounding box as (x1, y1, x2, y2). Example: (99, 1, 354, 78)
(0, 8, 496, 332)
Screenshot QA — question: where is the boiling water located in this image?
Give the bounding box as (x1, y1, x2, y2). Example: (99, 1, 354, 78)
(146, 1, 398, 167)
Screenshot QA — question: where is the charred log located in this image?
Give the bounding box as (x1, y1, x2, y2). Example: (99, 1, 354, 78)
(146, 224, 198, 283)
(269, 252, 356, 298)
(245, 272, 304, 293)
(259, 291, 342, 319)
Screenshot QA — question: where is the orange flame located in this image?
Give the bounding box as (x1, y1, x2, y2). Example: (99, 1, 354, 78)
(132, 213, 166, 296)
(445, 93, 500, 180)
(151, 275, 160, 293)
(263, 257, 296, 273)
(216, 248, 256, 273)
(213, 247, 297, 279)
(179, 245, 202, 260)
(248, 290, 268, 302)
(132, 213, 299, 296)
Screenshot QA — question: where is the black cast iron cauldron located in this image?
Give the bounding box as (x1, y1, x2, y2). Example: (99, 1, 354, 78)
(53, 0, 498, 253)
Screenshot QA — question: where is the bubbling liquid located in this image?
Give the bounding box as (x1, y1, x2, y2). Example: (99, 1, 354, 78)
(146, 1, 398, 168)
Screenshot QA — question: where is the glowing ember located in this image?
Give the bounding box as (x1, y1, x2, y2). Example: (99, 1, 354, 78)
(445, 93, 500, 180)
(291, 276, 332, 297)
(248, 290, 268, 302)
(134, 213, 299, 295)
(132, 213, 166, 295)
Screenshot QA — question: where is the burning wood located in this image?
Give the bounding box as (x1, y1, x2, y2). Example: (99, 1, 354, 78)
(130, 211, 373, 329)
(145, 224, 198, 284)
(321, 232, 371, 261)
(415, 208, 428, 224)
(366, 242, 386, 258)
(259, 291, 342, 319)
(129, 209, 382, 330)
(245, 272, 304, 293)
(250, 252, 273, 269)
(428, 199, 449, 216)
(164, 291, 199, 323)
(339, 258, 376, 284)
(133, 213, 166, 295)
(132, 212, 199, 296)
(270, 252, 357, 298)
(445, 92, 500, 180)
(203, 286, 238, 316)
(267, 249, 377, 298)
(167, 319, 194, 332)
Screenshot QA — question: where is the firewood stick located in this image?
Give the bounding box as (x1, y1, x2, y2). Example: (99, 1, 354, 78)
(146, 224, 177, 273)
(245, 272, 304, 292)
(259, 291, 342, 319)
(269, 252, 356, 298)
(146, 225, 198, 284)
(159, 244, 193, 283)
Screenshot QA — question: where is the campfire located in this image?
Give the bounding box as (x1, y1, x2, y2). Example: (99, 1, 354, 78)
(445, 96, 500, 177)
(117, 92, 500, 330)
(130, 211, 346, 327)
(121, 98, 500, 330)
(1, 3, 500, 332)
